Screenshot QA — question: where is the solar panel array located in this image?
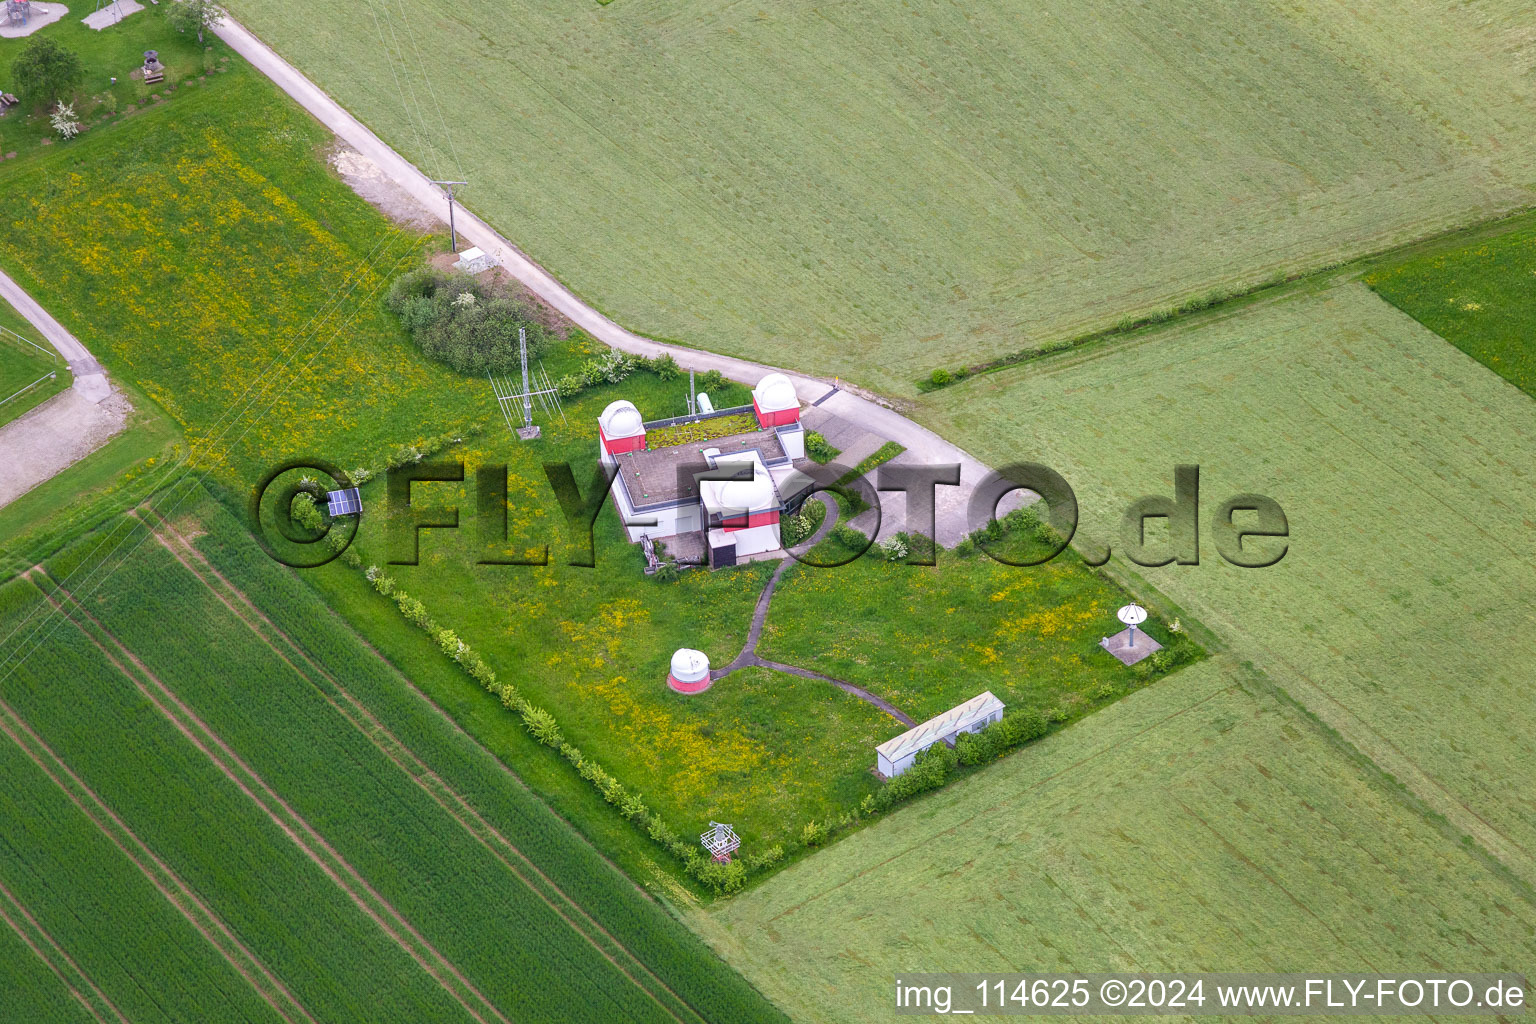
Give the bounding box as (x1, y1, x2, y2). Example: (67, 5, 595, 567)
(326, 487, 361, 517)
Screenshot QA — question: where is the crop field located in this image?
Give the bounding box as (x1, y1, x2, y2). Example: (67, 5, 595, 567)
(222, 0, 1536, 393)
(917, 280, 1536, 884)
(699, 658, 1536, 1023)
(0, 54, 481, 482)
(0, 490, 788, 1024)
(1367, 210, 1536, 399)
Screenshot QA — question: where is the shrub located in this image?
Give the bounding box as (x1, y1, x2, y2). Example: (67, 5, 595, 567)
(800, 820, 829, 847)
(886, 742, 958, 803)
(648, 353, 681, 380)
(690, 858, 747, 896)
(699, 369, 727, 392)
(879, 536, 909, 562)
(804, 431, 839, 464)
(520, 705, 562, 747)
(930, 368, 952, 386)
(779, 499, 826, 547)
(745, 844, 785, 871)
(830, 523, 868, 552)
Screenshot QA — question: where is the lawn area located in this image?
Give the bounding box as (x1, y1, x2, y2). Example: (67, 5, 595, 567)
(0, 4, 213, 157)
(916, 280, 1536, 884)
(762, 546, 1184, 725)
(698, 659, 1536, 1023)
(1366, 210, 1536, 399)
(223, 0, 1536, 394)
(0, 41, 484, 483)
(0, 491, 789, 1024)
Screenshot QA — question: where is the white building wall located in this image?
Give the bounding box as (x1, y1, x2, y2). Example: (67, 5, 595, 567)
(727, 523, 780, 557)
(624, 504, 701, 542)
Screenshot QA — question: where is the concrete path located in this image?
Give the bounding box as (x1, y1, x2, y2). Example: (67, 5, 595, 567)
(81, 0, 141, 31)
(710, 495, 917, 727)
(0, 267, 129, 509)
(214, 13, 999, 547)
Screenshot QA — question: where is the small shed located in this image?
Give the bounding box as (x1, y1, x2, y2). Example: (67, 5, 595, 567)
(876, 691, 1005, 777)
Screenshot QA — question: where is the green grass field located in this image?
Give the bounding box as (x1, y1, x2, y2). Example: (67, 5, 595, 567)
(0, 299, 67, 430)
(0, 47, 484, 483)
(699, 659, 1536, 1023)
(222, 0, 1536, 393)
(0, 4, 212, 156)
(0, 490, 788, 1024)
(1367, 210, 1536, 399)
(761, 546, 1186, 724)
(916, 280, 1536, 884)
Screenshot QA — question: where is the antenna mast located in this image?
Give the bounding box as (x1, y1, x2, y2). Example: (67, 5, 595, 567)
(490, 328, 565, 441)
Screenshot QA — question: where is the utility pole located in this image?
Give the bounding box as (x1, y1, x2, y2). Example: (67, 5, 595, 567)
(429, 179, 469, 250)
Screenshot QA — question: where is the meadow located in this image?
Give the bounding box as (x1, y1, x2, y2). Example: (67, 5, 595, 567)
(761, 545, 1184, 724)
(222, 0, 1536, 393)
(0, 489, 789, 1024)
(917, 281, 1536, 885)
(1367, 210, 1536, 398)
(700, 659, 1536, 1023)
(0, 50, 484, 483)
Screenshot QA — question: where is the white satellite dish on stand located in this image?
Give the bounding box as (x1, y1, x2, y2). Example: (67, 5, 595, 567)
(1117, 603, 1148, 646)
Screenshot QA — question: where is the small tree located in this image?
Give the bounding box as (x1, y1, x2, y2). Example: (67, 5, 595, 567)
(166, 0, 221, 44)
(11, 38, 84, 110)
(49, 101, 81, 140)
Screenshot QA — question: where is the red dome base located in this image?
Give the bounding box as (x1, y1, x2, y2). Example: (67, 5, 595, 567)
(667, 672, 712, 694)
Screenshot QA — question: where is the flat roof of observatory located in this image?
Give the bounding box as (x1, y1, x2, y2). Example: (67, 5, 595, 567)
(613, 428, 788, 510)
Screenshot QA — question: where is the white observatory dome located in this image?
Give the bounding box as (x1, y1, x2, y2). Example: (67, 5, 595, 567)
(669, 648, 710, 684)
(718, 466, 773, 514)
(753, 373, 798, 412)
(599, 400, 644, 438)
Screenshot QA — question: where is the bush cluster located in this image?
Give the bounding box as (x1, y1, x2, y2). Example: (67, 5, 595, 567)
(386, 268, 550, 375)
(804, 431, 839, 464)
(778, 499, 826, 547)
(954, 711, 1049, 767)
(554, 351, 702, 400)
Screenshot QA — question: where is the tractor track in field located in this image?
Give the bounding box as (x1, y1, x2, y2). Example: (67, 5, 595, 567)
(0, 877, 131, 1024)
(136, 508, 711, 1024)
(0, 687, 318, 1024)
(33, 573, 512, 1024)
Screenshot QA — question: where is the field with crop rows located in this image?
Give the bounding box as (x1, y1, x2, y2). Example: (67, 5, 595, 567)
(917, 280, 1536, 883)
(222, 0, 1536, 393)
(700, 658, 1536, 1023)
(0, 490, 788, 1024)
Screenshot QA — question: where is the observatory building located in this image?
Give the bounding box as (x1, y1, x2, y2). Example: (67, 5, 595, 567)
(598, 373, 812, 568)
